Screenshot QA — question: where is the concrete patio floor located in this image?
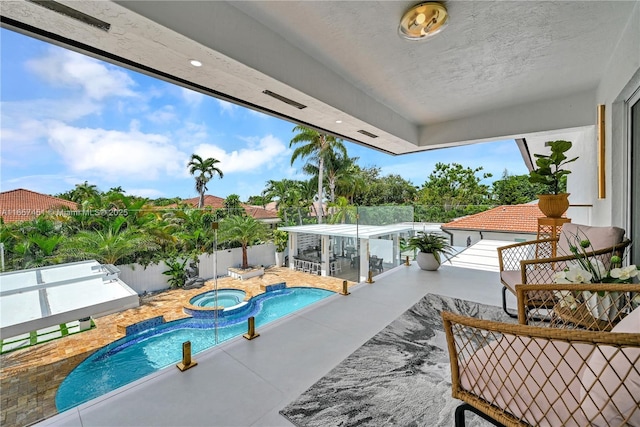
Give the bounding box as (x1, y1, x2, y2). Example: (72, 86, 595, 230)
(11, 263, 506, 427)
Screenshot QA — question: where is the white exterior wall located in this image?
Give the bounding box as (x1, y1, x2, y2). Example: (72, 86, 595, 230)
(594, 1, 640, 228)
(446, 230, 537, 247)
(117, 243, 276, 295)
(565, 126, 596, 226)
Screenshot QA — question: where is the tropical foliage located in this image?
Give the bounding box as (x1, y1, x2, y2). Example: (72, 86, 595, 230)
(219, 215, 269, 269)
(1, 186, 227, 271)
(1, 125, 548, 273)
(405, 232, 455, 264)
(492, 169, 552, 205)
(414, 162, 493, 223)
(290, 125, 347, 223)
(271, 229, 289, 253)
(528, 140, 577, 195)
(162, 257, 188, 288)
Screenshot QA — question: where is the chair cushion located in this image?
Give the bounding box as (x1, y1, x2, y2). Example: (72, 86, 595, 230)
(580, 306, 640, 425)
(557, 223, 625, 257)
(500, 270, 522, 293)
(612, 305, 640, 333)
(459, 334, 592, 426)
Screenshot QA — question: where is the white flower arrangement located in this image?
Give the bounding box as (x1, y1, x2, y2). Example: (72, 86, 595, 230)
(553, 262, 638, 285)
(551, 234, 638, 319)
(553, 233, 638, 286)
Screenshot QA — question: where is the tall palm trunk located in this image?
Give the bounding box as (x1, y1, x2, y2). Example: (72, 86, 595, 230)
(329, 180, 336, 204)
(198, 191, 205, 209)
(241, 244, 249, 269)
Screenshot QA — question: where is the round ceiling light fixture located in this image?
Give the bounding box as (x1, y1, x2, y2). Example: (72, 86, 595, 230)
(398, 2, 449, 41)
(190, 59, 203, 67)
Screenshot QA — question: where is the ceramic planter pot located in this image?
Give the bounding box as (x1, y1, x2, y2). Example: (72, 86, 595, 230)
(583, 291, 621, 321)
(538, 193, 570, 218)
(416, 252, 440, 271)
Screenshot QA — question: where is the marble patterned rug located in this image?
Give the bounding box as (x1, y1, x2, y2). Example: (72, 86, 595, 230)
(280, 293, 514, 427)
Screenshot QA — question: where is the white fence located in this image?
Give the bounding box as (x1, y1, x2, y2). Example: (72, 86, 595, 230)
(117, 243, 276, 295)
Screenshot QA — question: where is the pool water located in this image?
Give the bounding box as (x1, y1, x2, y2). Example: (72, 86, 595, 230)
(55, 287, 333, 412)
(189, 289, 246, 308)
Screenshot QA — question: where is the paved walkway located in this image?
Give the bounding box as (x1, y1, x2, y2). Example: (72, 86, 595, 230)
(28, 263, 505, 427)
(0, 267, 354, 427)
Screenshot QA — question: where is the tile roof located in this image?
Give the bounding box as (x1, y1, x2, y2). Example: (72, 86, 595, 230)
(180, 195, 280, 220)
(441, 204, 556, 233)
(0, 189, 78, 223)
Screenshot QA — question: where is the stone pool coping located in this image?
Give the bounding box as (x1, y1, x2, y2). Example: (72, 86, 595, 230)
(0, 267, 355, 427)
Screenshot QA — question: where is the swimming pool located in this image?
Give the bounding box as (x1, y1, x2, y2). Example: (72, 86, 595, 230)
(55, 287, 333, 412)
(189, 289, 246, 308)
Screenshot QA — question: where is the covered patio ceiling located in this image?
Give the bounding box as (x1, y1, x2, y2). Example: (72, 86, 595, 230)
(1, 1, 636, 158)
(279, 223, 414, 240)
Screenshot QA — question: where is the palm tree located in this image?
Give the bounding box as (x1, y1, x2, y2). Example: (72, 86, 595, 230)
(263, 179, 295, 223)
(70, 181, 100, 203)
(224, 194, 243, 216)
(179, 209, 216, 256)
(305, 152, 359, 204)
(188, 154, 224, 208)
(337, 163, 367, 203)
(219, 215, 268, 269)
(290, 126, 347, 223)
(328, 196, 357, 224)
(60, 216, 158, 265)
(293, 179, 317, 224)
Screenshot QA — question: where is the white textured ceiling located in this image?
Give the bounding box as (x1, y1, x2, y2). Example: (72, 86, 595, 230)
(231, 1, 627, 123)
(1, 0, 637, 155)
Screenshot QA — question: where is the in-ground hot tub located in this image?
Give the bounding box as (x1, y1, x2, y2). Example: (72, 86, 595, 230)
(189, 289, 246, 308)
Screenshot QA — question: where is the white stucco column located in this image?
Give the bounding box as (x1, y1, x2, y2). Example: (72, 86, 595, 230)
(359, 238, 369, 282)
(288, 233, 298, 270)
(320, 235, 330, 276)
(392, 235, 400, 266)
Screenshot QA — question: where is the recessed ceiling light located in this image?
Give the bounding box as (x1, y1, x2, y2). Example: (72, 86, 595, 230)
(335, 120, 343, 124)
(190, 60, 203, 67)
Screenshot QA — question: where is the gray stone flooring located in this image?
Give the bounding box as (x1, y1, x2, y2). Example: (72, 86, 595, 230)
(36, 263, 507, 427)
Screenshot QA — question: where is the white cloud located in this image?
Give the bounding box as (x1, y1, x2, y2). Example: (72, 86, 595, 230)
(146, 105, 178, 124)
(174, 122, 210, 148)
(217, 99, 238, 115)
(284, 166, 307, 180)
(247, 109, 270, 119)
(0, 174, 85, 196)
(193, 134, 287, 173)
(1, 98, 102, 141)
(46, 121, 188, 181)
(127, 188, 166, 198)
(26, 47, 137, 100)
(181, 87, 205, 107)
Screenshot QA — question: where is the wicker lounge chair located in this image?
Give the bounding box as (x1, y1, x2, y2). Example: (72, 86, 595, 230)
(497, 223, 631, 318)
(443, 282, 640, 427)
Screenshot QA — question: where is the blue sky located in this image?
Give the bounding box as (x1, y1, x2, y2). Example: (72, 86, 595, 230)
(0, 28, 528, 202)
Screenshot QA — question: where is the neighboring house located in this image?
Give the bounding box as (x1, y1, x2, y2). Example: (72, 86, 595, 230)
(0, 188, 78, 223)
(442, 204, 556, 247)
(179, 195, 280, 226)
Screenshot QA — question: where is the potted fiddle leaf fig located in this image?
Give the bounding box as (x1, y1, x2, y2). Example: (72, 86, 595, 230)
(406, 232, 455, 271)
(272, 229, 288, 267)
(528, 140, 578, 218)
